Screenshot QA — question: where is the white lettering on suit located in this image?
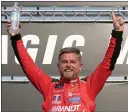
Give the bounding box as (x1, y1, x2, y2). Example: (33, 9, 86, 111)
(51, 104, 81, 111)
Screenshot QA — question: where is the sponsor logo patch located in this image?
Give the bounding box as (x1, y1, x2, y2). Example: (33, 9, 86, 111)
(68, 92, 80, 96)
(51, 105, 81, 111)
(52, 94, 61, 104)
(53, 95, 61, 101)
(68, 96, 80, 103)
(55, 83, 64, 88)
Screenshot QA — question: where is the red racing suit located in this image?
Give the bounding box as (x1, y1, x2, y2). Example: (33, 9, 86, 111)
(11, 30, 123, 112)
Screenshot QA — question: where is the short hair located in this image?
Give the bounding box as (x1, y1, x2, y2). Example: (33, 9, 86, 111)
(58, 47, 81, 61)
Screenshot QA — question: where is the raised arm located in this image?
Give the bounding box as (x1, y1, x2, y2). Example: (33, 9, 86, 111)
(7, 21, 52, 98)
(86, 11, 124, 98)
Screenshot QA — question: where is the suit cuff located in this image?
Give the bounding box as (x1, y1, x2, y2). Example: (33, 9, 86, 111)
(111, 30, 123, 41)
(10, 34, 21, 41)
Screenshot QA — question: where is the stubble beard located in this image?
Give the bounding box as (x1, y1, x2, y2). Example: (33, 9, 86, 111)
(62, 71, 75, 80)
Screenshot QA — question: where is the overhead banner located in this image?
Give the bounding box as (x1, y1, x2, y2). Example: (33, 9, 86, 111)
(2, 23, 128, 76)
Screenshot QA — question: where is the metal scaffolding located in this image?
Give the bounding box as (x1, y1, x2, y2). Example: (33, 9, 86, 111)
(2, 6, 128, 23)
(2, 76, 128, 83)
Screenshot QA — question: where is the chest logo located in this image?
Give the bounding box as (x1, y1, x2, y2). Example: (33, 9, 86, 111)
(52, 94, 61, 104)
(68, 96, 81, 103)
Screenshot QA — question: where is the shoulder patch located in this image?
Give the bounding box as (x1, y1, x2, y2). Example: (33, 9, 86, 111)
(51, 78, 59, 83)
(80, 77, 88, 82)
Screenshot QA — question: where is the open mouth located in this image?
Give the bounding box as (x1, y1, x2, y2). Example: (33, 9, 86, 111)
(64, 69, 73, 72)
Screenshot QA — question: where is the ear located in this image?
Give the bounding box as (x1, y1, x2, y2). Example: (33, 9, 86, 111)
(80, 64, 83, 71)
(57, 63, 59, 67)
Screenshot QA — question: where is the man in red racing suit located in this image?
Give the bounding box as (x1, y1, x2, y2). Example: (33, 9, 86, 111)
(7, 11, 124, 112)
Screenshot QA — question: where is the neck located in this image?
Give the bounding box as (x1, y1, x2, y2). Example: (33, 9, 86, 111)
(60, 76, 79, 83)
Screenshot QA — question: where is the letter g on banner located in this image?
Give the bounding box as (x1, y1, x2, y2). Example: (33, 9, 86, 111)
(15, 35, 40, 64)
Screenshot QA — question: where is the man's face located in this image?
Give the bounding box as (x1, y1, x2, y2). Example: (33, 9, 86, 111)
(58, 53, 82, 80)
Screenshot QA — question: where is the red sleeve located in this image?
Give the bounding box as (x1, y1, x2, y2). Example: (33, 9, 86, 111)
(86, 30, 123, 98)
(11, 34, 52, 99)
